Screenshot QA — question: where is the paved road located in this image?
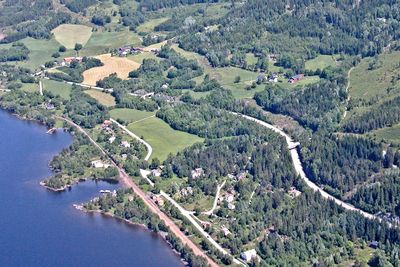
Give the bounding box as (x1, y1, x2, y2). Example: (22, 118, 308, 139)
(160, 191, 244, 266)
(55, 116, 218, 267)
(238, 113, 379, 221)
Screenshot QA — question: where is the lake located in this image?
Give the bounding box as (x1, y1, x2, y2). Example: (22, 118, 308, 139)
(0, 110, 182, 267)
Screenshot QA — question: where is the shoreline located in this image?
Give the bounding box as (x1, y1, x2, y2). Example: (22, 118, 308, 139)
(74, 204, 188, 265)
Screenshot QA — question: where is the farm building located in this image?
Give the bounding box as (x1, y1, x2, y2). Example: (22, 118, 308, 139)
(63, 57, 83, 65)
(288, 74, 304, 84)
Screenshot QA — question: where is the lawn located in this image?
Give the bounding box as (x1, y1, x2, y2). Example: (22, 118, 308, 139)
(110, 108, 156, 124)
(127, 117, 204, 161)
(80, 31, 141, 57)
(137, 17, 169, 33)
(369, 123, 400, 144)
(52, 24, 93, 49)
(85, 89, 116, 107)
(349, 51, 400, 100)
(42, 79, 72, 100)
(305, 55, 338, 71)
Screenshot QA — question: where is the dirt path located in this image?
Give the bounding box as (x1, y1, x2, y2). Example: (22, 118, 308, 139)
(55, 116, 218, 267)
(343, 67, 354, 119)
(203, 180, 226, 216)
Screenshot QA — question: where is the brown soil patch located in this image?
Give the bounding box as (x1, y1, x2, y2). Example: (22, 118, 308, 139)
(83, 54, 140, 86)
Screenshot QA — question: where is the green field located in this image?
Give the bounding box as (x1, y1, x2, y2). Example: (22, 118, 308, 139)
(245, 53, 258, 65)
(349, 51, 400, 100)
(369, 123, 400, 144)
(42, 79, 72, 100)
(110, 108, 156, 123)
(127, 117, 203, 161)
(85, 90, 116, 107)
(0, 37, 74, 70)
(80, 31, 141, 57)
(137, 18, 169, 33)
(52, 24, 93, 49)
(180, 89, 212, 100)
(128, 52, 159, 64)
(305, 55, 338, 71)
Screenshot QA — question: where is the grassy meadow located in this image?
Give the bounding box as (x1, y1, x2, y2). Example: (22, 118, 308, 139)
(305, 55, 338, 71)
(52, 24, 93, 49)
(110, 108, 156, 123)
(85, 90, 116, 107)
(127, 116, 203, 161)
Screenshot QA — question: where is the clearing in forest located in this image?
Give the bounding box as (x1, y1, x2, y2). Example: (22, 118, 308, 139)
(82, 54, 140, 86)
(110, 108, 156, 124)
(52, 24, 93, 49)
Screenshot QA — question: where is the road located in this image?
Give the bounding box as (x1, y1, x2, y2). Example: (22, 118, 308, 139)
(238, 113, 380, 221)
(203, 180, 226, 216)
(39, 80, 43, 96)
(55, 116, 218, 267)
(110, 118, 152, 161)
(160, 191, 244, 266)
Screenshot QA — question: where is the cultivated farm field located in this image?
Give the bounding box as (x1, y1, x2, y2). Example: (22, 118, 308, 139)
(52, 24, 93, 49)
(82, 54, 140, 85)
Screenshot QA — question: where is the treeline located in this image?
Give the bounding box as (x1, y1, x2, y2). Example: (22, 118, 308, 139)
(61, 0, 97, 13)
(157, 102, 270, 139)
(84, 188, 210, 267)
(0, 1, 71, 43)
(343, 96, 400, 134)
(45, 132, 118, 190)
(0, 90, 61, 127)
(48, 57, 103, 83)
(137, 0, 219, 11)
(177, 0, 400, 68)
(351, 171, 400, 217)
(0, 43, 29, 62)
(254, 80, 347, 130)
(64, 86, 109, 128)
(301, 132, 385, 197)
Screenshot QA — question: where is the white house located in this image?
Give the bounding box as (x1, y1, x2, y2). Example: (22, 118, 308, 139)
(121, 141, 131, 148)
(240, 249, 258, 262)
(91, 160, 110, 169)
(109, 136, 116, 144)
(190, 168, 204, 179)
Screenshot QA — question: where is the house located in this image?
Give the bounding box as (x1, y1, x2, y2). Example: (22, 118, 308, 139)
(225, 194, 234, 203)
(236, 172, 247, 181)
(121, 153, 128, 160)
(288, 187, 302, 198)
(221, 227, 231, 236)
(228, 203, 235, 210)
(240, 249, 258, 262)
(180, 187, 193, 197)
(153, 93, 176, 103)
(109, 136, 116, 144)
(161, 83, 169, 90)
(118, 46, 132, 56)
(190, 168, 204, 179)
(91, 160, 110, 169)
(369, 241, 379, 249)
(44, 102, 55, 110)
(268, 73, 279, 83)
(102, 120, 112, 129)
(288, 74, 304, 84)
(121, 141, 131, 148)
(227, 174, 235, 180)
(151, 169, 162, 177)
(63, 57, 83, 65)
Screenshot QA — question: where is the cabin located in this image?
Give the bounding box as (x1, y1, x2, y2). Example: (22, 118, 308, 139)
(121, 141, 131, 148)
(369, 241, 379, 249)
(108, 136, 116, 144)
(288, 74, 304, 84)
(240, 249, 258, 262)
(288, 187, 302, 198)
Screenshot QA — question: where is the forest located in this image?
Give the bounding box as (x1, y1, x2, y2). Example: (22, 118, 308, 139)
(343, 96, 400, 133)
(64, 86, 109, 128)
(0, 43, 29, 62)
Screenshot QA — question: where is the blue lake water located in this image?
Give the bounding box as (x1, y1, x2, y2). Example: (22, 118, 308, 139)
(0, 110, 182, 267)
